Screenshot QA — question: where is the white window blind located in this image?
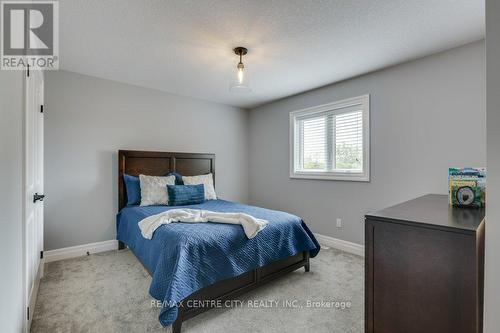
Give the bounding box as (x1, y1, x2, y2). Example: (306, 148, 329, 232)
(290, 95, 370, 181)
(300, 116, 326, 170)
(335, 111, 363, 171)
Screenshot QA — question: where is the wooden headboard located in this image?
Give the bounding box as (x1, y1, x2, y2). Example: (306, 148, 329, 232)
(118, 150, 215, 210)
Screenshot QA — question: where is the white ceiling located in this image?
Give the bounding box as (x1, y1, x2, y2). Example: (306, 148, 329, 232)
(59, 0, 485, 109)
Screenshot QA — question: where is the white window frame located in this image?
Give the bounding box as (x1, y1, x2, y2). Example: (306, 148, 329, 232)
(289, 94, 370, 182)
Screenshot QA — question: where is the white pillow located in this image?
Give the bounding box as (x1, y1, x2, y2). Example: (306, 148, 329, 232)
(139, 174, 176, 206)
(182, 173, 217, 200)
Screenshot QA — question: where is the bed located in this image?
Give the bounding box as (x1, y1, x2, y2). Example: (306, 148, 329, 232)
(116, 150, 320, 332)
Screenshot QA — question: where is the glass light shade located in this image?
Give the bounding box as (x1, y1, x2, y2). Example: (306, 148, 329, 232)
(230, 66, 251, 93)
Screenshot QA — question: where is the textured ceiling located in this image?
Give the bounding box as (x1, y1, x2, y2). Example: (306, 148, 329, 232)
(59, 0, 485, 108)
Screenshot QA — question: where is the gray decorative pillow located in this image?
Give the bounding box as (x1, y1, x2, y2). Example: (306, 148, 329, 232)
(139, 174, 176, 206)
(182, 173, 217, 200)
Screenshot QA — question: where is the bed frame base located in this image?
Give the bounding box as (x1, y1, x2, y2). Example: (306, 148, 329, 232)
(171, 250, 310, 333)
(122, 245, 309, 333)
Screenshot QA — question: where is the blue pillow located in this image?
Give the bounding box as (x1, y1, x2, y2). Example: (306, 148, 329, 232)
(166, 172, 184, 185)
(123, 174, 141, 206)
(167, 184, 205, 206)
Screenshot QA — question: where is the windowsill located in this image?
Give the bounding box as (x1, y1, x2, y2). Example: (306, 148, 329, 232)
(290, 171, 370, 182)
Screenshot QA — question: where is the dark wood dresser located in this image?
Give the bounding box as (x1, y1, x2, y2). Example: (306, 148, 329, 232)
(365, 194, 485, 333)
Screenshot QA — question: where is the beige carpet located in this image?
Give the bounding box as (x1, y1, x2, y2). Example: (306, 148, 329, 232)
(32, 248, 363, 333)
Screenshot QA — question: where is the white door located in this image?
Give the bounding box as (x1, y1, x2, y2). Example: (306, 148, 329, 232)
(24, 68, 44, 331)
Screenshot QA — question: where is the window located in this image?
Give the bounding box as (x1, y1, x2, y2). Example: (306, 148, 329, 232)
(290, 95, 370, 181)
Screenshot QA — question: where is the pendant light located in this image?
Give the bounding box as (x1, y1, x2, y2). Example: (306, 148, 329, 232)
(230, 47, 251, 93)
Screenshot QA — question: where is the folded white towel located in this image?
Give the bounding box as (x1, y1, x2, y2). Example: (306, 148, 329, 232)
(138, 209, 269, 239)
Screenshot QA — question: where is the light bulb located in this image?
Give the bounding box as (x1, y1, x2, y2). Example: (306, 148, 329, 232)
(237, 68, 244, 84)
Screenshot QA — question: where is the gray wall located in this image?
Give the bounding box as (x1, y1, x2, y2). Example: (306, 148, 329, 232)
(248, 41, 486, 245)
(485, 1, 499, 331)
(44, 71, 249, 250)
(0, 71, 25, 332)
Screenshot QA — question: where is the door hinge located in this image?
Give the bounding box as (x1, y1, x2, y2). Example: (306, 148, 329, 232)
(27, 307, 29, 320)
(40, 250, 44, 259)
(40, 105, 44, 113)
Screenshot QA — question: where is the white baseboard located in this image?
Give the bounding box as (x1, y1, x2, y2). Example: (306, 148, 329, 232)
(315, 233, 364, 257)
(44, 240, 118, 263)
(44, 235, 361, 262)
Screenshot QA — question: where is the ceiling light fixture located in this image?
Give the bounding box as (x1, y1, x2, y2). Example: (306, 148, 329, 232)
(230, 47, 251, 93)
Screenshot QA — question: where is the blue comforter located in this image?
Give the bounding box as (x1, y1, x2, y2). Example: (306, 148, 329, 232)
(116, 200, 320, 326)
